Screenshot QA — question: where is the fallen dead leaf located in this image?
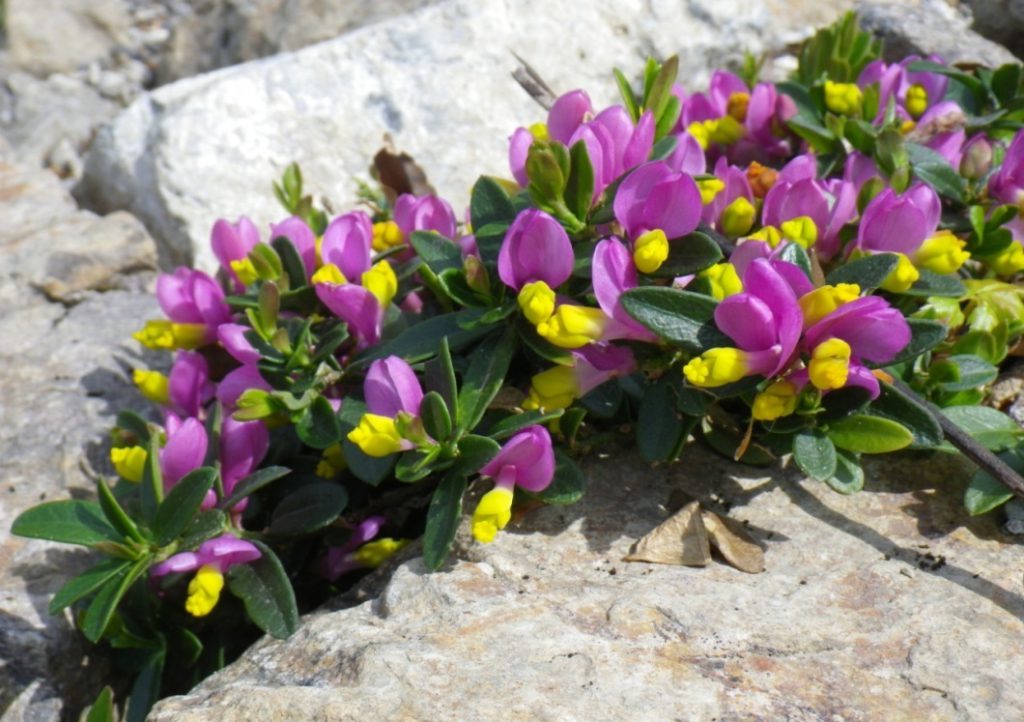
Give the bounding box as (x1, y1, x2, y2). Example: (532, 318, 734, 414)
(624, 501, 710, 567)
(702, 510, 765, 574)
(372, 139, 435, 204)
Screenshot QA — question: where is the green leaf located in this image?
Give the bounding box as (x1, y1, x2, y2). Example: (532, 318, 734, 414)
(941, 406, 1022, 451)
(269, 482, 347, 536)
(701, 421, 774, 466)
(905, 61, 986, 109)
(424, 336, 459, 413)
(644, 55, 679, 121)
(827, 415, 913, 453)
(154, 467, 217, 546)
(793, 430, 837, 481)
(531, 449, 585, 505)
(81, 558, 148, 642)
(410, 230, 462, 273)
(487, 409, 564, 439)
(395, 448, 440, 483)
(178, 509, 228, 549)
(883, 319, 947, 367)
(825, 449, 864, 494)
(296, 395, 342, 449)
(351, 311, 493, 369)
(124, 650, 165, 722)
(12, 500, 120, 546)
(869, 383, 943, 449)
(991, 63, 1022, 106)
(613, 67, 640, 121)
(456, 329, 517, 434)
(777, 242, 813, 281)
(620, 287, 728, 352)
(964, 452, 1021, 515)
(636, 377, 690, 462)
(226, 541, 298, 639)
(420, 391, 453, 443)
(139, 433, 163, 524)
(219, 465, 291, 510)
(818, 386, 873, 422)
(565, 140, 595, 224)
(645, 230, 723, 278)
(96, 477, 145, 543)
(49, 559, 132, 615)
(906, 142, 966, 203)
(825, 253, 898, 289)
(341, 439, 396, 486)
(930, 354, 998, 392)
(451, 434, 501, 475)
(271, 236, 309, 290)
(901, 269, 967, 298)
(422, 473, 468, 571)
(85, 686, 116, 722)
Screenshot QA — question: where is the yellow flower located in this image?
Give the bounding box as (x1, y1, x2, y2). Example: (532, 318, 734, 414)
(913, 230, 970, 275)
(133, 320, 207, 350)
(779, 216, 819, 249)
(352, 538, 410, 568)
(184, 565, 224, 618)
(808, 338, 852, 390)
(751, 380, 799, 421)
(311, 263, 347, 285)
(518, 281, 556, 325)
(799, 283, 861, 327)
(633, 229, 670, 273)
(361, 260, 398, 307)
(110, 445, 147, 483)
(879, 253, 920, 293)
(905, 83, 928, 119)
(372, 221, 405, 252)
(472, 486, 515, 543)
(700, 263, 743, 301)
(696, 178, 725, 205)
(683, 347, 748, 388)
(522, 365, 579, 411)
(824, 81, 863, 116)
(347, 414, 405, 457)
(133, 369, 170, 405)
(721, 197, 756, 237)
(535, 305, 608, 349)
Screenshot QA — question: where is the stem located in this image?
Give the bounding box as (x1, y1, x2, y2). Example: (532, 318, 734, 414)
(892, 379, 1024, 501)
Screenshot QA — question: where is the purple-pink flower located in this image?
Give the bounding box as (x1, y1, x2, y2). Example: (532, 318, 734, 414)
(497, 209, 574, 291)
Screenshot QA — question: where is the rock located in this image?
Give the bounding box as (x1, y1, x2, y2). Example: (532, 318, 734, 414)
(149, 445, 1023, 721)
(155, 0, 441, 84)
(0, 142, 160, 721)
(79, 0, 884, 270)
(5, 0, 132, 76)
(0, 71, 120, 181)
(962, 0, 1024, 60)
(857, 0, 1019, 66)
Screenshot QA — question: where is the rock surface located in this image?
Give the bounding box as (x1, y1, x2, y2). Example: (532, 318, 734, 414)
(154, 0, 440, 84)
(5, 0, 132, 76)
(150, 444, 1024, 721)
(0, 140, 160, 722)
(963, 0, 1024, 60)
(857, 0, 1018, 66)
(79, 0, 879, 270)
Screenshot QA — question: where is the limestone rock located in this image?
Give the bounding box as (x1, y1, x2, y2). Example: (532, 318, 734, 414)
(79, 0, 878, 270)
(150, 446, 1023, 721)
(857, 0, 1019, 66)
(0, 71, 120, 182)
(5, 0, 132, 76)
(0, 144, 160, 722)
(155, 0, 441, 84)
(962, 0, 1024, 59)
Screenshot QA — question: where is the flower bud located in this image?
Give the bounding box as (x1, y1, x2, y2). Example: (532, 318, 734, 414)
(959, 136, 993, 180)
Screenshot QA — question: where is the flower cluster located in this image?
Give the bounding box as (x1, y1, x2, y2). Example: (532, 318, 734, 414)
(12, 12, 1024, 717)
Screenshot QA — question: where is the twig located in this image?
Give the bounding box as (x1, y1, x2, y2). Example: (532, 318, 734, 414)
(892, 379, 1024, 501)
(511, 52, 557, 110)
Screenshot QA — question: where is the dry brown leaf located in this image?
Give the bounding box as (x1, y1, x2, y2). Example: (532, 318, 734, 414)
(371, 139, 435, 205)
(624, 501, 710, 567)
(702, 510, 765, 574)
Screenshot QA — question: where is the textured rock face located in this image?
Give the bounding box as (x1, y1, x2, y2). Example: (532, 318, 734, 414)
(5, 0, 132, 76)
(0, 140, 160, 722)
(963, 0, 1024, 59)
(79, 0, 875, 270)
(155, 0, 440, 84)
(150, 445, 1024, 721)
(858, 0, 1019, 66)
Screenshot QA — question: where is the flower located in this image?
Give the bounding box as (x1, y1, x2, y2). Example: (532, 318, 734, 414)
(315, 516, 408, 580)
(497, 209, 574, 291)
(150, 534, 261, 617)
(347, 357, 425, 457)
(313, 258, 398, 349)
(160, 415, 208, 490)
(472, 426, 555, 543)
(613, 160, 702, 240)
(211, 216, 260, 288)
(134, 268, 231, 350)
(393, 194, 458, 240)
(523, 344, 636, 411)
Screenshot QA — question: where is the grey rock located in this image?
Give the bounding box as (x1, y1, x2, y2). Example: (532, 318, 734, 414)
(155, 0, 441, 84)
(79, 0, 880, 271)
(150, 446, 1023, 721)
(0, 71, 120, 181)
(963, 0, 1024, 59)
(857, 0, 1019, 66)
(0, 144, 160, 721)
(6, 0, 132, 76)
